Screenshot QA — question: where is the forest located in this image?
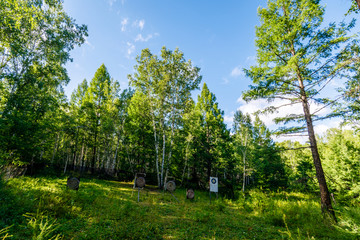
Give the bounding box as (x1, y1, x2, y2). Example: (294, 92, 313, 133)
(1, 0, 360, 239)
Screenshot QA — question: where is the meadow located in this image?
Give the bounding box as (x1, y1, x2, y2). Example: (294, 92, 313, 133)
(0, 176, 359, 240)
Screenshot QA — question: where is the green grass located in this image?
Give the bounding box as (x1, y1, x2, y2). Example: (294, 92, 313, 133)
(0, 176, 359, 239)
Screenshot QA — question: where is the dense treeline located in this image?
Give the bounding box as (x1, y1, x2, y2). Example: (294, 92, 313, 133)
(1, 0, 360, 213)
(279, 128, 360, 204)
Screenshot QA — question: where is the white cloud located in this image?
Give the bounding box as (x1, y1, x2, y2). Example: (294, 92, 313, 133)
(134, 34, 153, 42)
(126, 42, 135, 56)
(330, 78, 345, 88)
(314, 119, 343, 136)
(236, 97, 338, 142)
(121, 18, 128, 32)
(237, 98, 280, 126)
(138, 20, 145, 30)
(84, 37, 95, 50)
(133, 20, 145, 30)
(273, 135, 308, 143)
(231, 66, 244, 77)
(273, 119, 343, 143)
(223, 114, 234, 128)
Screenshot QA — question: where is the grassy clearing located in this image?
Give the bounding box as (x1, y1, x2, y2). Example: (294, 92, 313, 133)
(0, 176, 359, 239)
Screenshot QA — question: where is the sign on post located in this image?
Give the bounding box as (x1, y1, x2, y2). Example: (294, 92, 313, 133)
(209, 177, 218, 193)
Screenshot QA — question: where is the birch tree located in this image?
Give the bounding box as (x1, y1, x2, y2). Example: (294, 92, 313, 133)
(129, 47, 201, 188)
(233, 110, 253, 192)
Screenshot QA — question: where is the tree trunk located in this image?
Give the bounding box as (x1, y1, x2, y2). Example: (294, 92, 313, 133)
(160, 130, 166, 188)
(64, 150, 69, 174)
(92, 131, 97, 174)
(151, 112, 161, 188)
(51, 133, 60, 164)
(299, 85, 337, 222)
(181, 140, 191, 184)
(112, 134, 121, 172)
(242, 151, 246, 192)
(72, 127, 80, 170)
(79, 141, 85, 171)
(206, 124, 212, 181)
(242, 134, 248, 192)
(165, 107, 176, 187)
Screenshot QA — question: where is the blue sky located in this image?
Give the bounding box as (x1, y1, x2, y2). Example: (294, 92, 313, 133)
(63, 0, 354, 141)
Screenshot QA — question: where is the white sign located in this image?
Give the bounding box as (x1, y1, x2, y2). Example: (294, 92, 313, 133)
(209, 177, 218, 192)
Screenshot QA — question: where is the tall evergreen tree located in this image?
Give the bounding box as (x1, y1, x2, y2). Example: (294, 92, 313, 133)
(185, 83, 230, 187)
(242, 0, 357, 220)
(81, 64, 119, 173)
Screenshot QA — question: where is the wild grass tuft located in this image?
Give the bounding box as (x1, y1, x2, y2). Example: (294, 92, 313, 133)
(0, 226, 13, 240)
(23, 211, 62, 240)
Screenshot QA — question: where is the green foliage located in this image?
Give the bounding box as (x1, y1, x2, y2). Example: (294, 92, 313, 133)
(124, 90, 155, 173)
(319, 128, 360, 203)
(242, 0, 358, 219)
(346, 0, 360, 15)
(128, 47, 202, 187)
(183, 83, 231, 189)
(233, 111, 287, 191)
(277, 141, 317, 192)
(0, 0, 87, 166)
(243, 0, 357, 135)
(1, 0, 360, 233)
(279, 128, 360, 204)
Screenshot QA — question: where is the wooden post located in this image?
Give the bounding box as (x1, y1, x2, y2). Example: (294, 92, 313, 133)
(138, 187, 140, 202)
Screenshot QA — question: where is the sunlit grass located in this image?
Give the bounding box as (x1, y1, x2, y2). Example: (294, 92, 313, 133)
(1, 176, 359, 239)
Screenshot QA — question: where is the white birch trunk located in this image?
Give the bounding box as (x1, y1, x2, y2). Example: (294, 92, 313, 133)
(165, 98, 176, 186)
(112, 135, 121, 172)
(160, 130, 166, 188)
(151, 113, 161, 187)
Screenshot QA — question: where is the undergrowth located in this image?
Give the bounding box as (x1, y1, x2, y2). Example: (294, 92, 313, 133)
(0, 176, 359, 239)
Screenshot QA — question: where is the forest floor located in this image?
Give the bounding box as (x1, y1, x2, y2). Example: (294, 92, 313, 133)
(0, 176, 359, 239)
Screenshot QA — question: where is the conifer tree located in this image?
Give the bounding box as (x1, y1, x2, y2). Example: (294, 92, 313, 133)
(242, 0, 357, 220)
(185, 83, 230, 186)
